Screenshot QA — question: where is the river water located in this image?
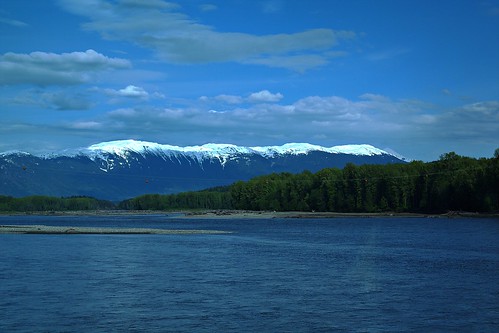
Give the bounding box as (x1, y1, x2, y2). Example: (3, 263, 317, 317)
(1, 215, 498, 332)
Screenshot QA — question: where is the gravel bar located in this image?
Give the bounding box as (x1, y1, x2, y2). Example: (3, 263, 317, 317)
(0, 225, 231, 235)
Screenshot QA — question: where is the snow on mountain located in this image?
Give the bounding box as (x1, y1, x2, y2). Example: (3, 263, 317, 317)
(78, 140, 258, 165)
(0, 151, 32, 166)
(252, 143, 387, 157)
(0, 140, 407, 201)
(0, 150, 31, 157)
(3, 140, 399, 168)
(382, 147, 411, 162)
(49, 139, 392, 163)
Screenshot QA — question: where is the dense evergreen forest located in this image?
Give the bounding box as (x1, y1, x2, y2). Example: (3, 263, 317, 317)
(120, 152, 499, 213)
(0, 195, 115, 212)
(1, 152, 498, 213)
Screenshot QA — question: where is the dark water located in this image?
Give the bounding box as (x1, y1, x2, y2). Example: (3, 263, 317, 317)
(1, 215, 498, 332)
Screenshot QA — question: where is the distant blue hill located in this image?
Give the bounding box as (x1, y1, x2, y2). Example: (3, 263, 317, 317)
(0, 140, 407, 201)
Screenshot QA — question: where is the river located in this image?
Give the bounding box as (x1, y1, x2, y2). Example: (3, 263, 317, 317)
(1, 215, 498, 332)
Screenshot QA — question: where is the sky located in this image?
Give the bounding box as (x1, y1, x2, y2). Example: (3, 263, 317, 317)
(0, 0, 498, 161)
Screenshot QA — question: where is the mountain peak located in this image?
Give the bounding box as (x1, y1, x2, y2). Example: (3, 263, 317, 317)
(0, 139, 402, 162)
(74, 139, 393, 159)
(0, 139, 407, 201)
(0, 150, 31, 157)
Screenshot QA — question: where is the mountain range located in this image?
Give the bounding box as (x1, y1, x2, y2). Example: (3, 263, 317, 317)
(0, 140, 407, 201)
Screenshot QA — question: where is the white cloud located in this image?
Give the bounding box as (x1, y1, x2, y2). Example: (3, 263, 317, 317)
(5, 92, 499, 160)
(462, 101, 499, 116)
(96, 94, 411, 144)
(99, 95, 499, 156)
(0, 49, 131, 86)
(58, 0, 355, 71)
(100, 85, 167, 102)
(200, 90, 284, 104)
(248, 90, 283, 103)
(293, 96, 361, 116)
(117, 85, 149, 98)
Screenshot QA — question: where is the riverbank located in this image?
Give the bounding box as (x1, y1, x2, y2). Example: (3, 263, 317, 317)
(1, 209, 497, 219)
(0, 224, 231, 235)
(0, 210, 168, 216)
(183, 210, 499, 219)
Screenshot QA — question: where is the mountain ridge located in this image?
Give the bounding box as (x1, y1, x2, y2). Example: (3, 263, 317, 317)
(0, 140, 408, 200)
(2, 139, 405, 160)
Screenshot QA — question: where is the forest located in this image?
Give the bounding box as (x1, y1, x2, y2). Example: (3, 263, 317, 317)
(1, 152, 498, 213)
(0, 195, 115, 212)
(120, 152, 499, 213)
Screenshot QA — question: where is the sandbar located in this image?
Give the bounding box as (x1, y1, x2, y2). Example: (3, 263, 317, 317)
(181, 210, 499, 219)
(0, 225, 231, 235)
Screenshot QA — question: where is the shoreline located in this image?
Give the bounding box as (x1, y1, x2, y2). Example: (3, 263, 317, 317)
(0, 224, 231, 235)
(182, 210, 499, 219)
(1, 209, 497, 219)
(1, 211, 497, 234)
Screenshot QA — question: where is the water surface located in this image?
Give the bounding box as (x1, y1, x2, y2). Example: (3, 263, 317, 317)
(1, 215, 498, 332)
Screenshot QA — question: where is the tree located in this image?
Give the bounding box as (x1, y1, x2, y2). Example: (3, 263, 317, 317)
(116, 151, 499, 213)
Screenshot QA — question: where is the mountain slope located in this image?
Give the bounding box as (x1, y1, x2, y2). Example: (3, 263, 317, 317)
(0, 140, 407, 201)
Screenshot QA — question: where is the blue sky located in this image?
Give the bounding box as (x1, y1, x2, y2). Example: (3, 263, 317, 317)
(1, 0, 498, 161)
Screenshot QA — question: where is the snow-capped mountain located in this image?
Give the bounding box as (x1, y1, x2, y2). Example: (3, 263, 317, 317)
(50, 140, 391, 164)
(1, 140, 407, 201)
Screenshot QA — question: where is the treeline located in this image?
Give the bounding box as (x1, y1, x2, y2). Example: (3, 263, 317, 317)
(121, 152, 499, 213)
(2, 152, 498, 214)
(118, 188, 231, 211)
(0, 195, 115, 212)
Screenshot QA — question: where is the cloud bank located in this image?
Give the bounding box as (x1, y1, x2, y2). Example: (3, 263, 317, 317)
(0, 49, 131, 86)
(58, 0, 355, 71)
(47, 92, 498, 160)
(2, 87, 498, 160)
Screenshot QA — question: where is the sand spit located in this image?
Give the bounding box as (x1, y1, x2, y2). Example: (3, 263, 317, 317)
(0, 225, 231, 235)
(182, 210, 499, 219)
(182, 210, 425, 219)
(1, 210, 175, 216)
